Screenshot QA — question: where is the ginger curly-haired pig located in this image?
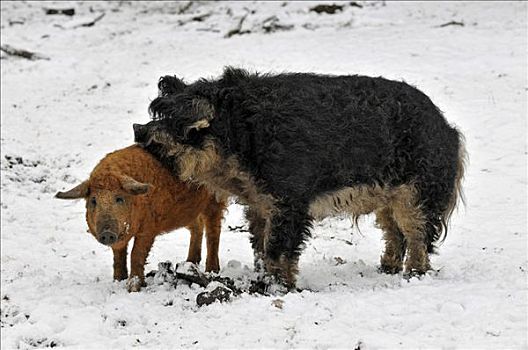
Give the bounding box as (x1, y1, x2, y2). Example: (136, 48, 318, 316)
(56, 145, 226, 292)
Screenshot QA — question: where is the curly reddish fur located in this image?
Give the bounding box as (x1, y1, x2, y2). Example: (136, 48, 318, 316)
(56, 145, 226, 292)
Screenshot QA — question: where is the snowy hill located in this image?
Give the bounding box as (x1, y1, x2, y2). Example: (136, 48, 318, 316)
(1, 1, 526, 349)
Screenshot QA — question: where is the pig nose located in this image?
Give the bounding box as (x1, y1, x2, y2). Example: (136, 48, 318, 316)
(99, 231, 117, 246)
(133, 123, 147, 143)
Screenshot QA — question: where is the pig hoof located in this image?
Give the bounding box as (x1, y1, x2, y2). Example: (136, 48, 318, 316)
(126, 276, 143, 292)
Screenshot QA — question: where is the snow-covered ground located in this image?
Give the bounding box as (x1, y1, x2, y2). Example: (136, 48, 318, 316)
(1, 1, 526, 349)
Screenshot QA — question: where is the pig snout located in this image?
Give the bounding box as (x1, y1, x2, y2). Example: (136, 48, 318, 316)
(133, 123, 147, 144)
(98, 230, 117, 246)
(96, 217, 119, 246)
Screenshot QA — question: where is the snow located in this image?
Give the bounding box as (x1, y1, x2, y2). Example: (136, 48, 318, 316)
(1, 1, 527, 348)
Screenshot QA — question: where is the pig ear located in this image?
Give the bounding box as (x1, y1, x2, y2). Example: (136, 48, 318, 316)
(187, 118, 210, 131)
(158, 75, 187, 97)
(120, 175, 152, 195)
(55, 180, 90, 199)
(149, 94, 214, 136)
(186, 98, 214, 132)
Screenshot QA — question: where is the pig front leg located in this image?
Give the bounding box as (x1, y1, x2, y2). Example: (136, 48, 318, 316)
(112, 246, 128, 281)
(127, 235, 155, 292)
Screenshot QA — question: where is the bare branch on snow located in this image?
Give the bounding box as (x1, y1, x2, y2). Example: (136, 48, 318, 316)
(0, 45, 50, 61)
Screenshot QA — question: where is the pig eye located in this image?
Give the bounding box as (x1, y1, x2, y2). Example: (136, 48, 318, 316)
(90, 197, 97, 206)
(115, 196, 125, 204)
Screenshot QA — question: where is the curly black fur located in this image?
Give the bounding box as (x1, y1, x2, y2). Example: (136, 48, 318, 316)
(157, 75, 187, 97)
(137, 67, 464, 269)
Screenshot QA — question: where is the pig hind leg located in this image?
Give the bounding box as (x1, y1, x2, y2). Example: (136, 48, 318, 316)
(376, 208, 406, 274)
(186, 216, 205, 265)
(389, 187, 430, 275)
(203, 199, 225, 273)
